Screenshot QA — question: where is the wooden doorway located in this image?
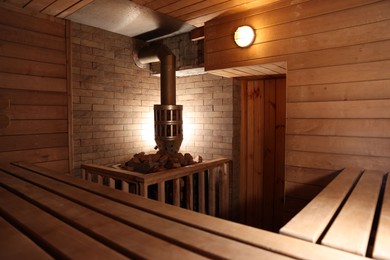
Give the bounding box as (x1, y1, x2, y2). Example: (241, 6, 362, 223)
(239, 77, 286, 231)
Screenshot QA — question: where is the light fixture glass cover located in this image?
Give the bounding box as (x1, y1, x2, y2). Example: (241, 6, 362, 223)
(234, 25, 255, 48)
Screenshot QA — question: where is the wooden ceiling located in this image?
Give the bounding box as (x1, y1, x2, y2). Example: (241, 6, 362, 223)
(2, 0, 287, 77)
(3, 0, 282, 27)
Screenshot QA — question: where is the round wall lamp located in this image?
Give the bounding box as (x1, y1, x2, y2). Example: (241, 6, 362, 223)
(234, 25, 256, 48)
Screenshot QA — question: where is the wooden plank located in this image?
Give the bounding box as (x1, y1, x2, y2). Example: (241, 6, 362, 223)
(2, 0, 31, 7)
(41, 0, 80, 16)
(138, 158, 231, 185)
(287, 135, 390, 158)
(32, 159, 69, 173)
(285, 166, 339, 187)
(109, 177, 115, 188)
(288, 60, 390, 87)
(286, 100, 390, 119)
(288, 78, 390, 103)
(0, 72, 67, 92)
(157, 0, 203, 14)
(286, 150, 390, 172)
(0, 147, 68, 164)
(121, 181, 129, 192)
(322, 170, 385, 255)
(158, 181, 165, 202)
(246, 80, 255, 225)
(0, 24, 65, 51)
(173, 178, 180, 206)
(373, 173, 390, 259)
(97, 174, 103, 185)
(66, 19, 73, 179)
(0, 133, 68, 152)
(0, 5, 65, 37)
(198, 171, 206, 213)
(24, 0, 58, 12)
(274, 77, 286, 230)
(2, 164, 292, 259)
(56, 0, 94, 18)
(0, 56, 66, 78)
(186, 175, 193, 210)
(0, 119, 67, 135)
(0, 114, 10, 129)
(206, 0, 387, 53)
(0, 41, 65, 64)
(206, 19, 390, 70)
(0, 89, 67, 106)
(280, 168, 362, 242)
(208, 169, 216, 216)
(286, 118, 390, 138)
(13, 162, 368, 260)
(288, 40, 390, 71)
(0, 187, 126, 259)
(205, 0, 380, 39)
(253, 79, 264, 228)
(239, 80, 248, 223)
(9, 105, 67, 120)
(219, 164, 229, 219)
(0, 172, 202, 260)
(263, 79, 276, 230)
(0, 217, 52, 260)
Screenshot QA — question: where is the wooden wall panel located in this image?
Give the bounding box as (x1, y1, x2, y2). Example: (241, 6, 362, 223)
(205, 0, 390, 220)
(0, 7, 69, 172)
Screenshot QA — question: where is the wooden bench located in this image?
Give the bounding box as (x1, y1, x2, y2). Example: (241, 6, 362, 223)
(1, 162, 368, 260)
(280, 168, 389, 259)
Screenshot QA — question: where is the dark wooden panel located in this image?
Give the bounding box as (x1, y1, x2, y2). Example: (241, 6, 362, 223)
(0, 147, 69, 164)
(9, 105, 67, 120)
(0, 24, 65, 51)
(285, 181, 323, 201)
(0, 41, 66, 64)
(0, 217, 52, 260)
(0, 89, 67, 106)
(0, 6, 64, 36)
(0, 133, 68, 152)
(0, 56, 66, 78)
(0, 119, 67, 135)
(0, 72, 66, 92)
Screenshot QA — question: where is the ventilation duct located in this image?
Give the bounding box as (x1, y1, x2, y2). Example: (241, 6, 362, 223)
(134, 44, 183, 154)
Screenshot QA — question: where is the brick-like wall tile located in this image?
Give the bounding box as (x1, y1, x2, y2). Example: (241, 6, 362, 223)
(72, 23, 235, 189)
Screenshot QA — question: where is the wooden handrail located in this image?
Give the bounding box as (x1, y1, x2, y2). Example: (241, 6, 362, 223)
(80, 158, 231, 219)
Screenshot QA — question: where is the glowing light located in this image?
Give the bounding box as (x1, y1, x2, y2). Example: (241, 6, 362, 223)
(182, 114, 195, 149)
(234, 25, 256, 48)
(141, 111, 155, 149)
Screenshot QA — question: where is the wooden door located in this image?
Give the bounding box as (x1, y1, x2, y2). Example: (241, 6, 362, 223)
(240, 77, 286, 231)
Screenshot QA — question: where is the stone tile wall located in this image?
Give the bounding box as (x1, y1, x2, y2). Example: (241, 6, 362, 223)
(72, 23, 237, 217)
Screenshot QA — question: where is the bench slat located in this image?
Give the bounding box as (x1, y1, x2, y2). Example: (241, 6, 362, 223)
(0, 217, 52, 260)
(373, 173, 390, 260)
(0, 187, 126, 260)
(11, 162, 369, 260)
(280, 168, 362, 242)
(0, 172, 205, 260)
(2, 163, 291, 260)
(322, 170, 384, 256)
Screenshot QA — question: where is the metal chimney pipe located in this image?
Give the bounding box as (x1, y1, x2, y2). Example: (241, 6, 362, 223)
(135, 44, 183, 154)
(137, 44, 176, 105)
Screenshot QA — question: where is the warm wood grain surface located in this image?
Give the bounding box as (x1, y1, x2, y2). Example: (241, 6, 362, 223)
(0, 162, 369, 260)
